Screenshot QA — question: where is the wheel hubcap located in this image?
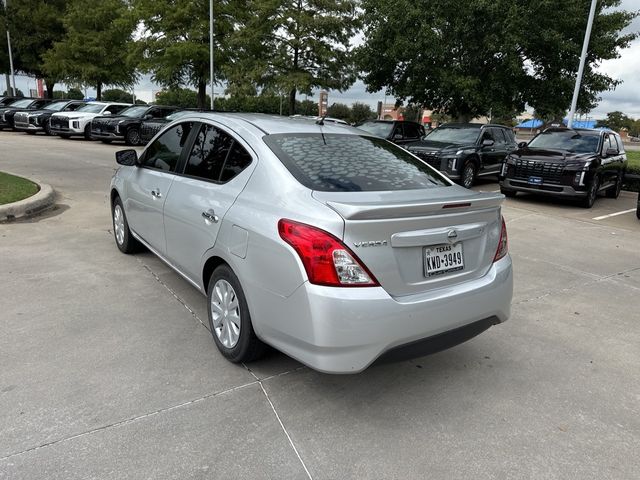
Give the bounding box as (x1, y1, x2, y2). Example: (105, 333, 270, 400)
(113, 205, 125, 245)
(211, 280, 241, 348)
(463, 166, 474, 187)
(129, 130, 140, 145)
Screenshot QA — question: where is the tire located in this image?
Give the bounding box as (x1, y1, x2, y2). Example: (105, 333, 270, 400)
(125, 127, 141, 146)
(59, 134, 71, 139)
(580, 175, 600, 208)
(605, 172, 623, 199)
(636, 193, 640, 219)
(500, 187, 517, 198)
(460, 161, 477, 189)
(207, 265, 266, 363)
(111, 196, 141, 254)
(84, 124, 92, 140)
(43, 119, 53, 136)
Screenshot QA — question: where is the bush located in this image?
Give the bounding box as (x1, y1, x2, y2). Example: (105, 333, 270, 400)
(154, 88, 208, 108)
(623, 151, 640, 192)
(102, 88, 135, 103)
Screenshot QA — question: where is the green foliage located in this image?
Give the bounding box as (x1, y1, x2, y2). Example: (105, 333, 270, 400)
(2, 88, 24, 97)
(402, 104, 422, 123)
(228, 0, 361, 113)
(103, 88, 135, 103)
(0, 171, 39, 206)
(622, 150, 640, 192)
(359, 0, 638, 121)
(43, 0, 138, 99)
(596, 111, 634, 132)
(350, 102, 376, 125)
(298, 99, 318, 116)
(67, 87, 84, 100)
(326, 103, 351, 120)
(155, 88, 209, 109)
(0, 0, 66, 97)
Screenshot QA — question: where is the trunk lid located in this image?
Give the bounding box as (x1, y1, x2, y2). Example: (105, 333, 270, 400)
(313, 187, 504, 297)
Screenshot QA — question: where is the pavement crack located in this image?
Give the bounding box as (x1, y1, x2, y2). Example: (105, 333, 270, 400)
(0, 381, 259, 462)
(243, 364, 313, 480)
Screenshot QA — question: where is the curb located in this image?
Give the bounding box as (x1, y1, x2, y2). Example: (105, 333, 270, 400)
(0, 181, 56, 222)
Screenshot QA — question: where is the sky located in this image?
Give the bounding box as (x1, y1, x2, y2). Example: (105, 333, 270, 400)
(6, 0, 640, 120)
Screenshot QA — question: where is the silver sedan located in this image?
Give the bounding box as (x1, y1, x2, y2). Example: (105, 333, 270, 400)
(110, 113, 512, 373)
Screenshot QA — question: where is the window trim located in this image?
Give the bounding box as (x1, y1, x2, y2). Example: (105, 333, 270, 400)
(139, 120, 199, 174)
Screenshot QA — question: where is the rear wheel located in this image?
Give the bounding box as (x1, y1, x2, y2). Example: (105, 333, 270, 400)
(84, 124, 92, 140)
(112, 196, 141, 254)
(605, 172, 623, 199)
(125, 127, 141, 146)
(207, 265, 266, 363)
(580, 175, 600, 208)
(43, 119, 53, 136)
(461, 161, 477, 189)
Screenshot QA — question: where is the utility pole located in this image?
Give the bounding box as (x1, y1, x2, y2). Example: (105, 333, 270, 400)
(2, 0, 16, 96)
(209, 0, 214, 110)
(567, 0, 597, 129)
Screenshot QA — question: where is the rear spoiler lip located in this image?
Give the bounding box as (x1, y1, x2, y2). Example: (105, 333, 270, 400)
(321, 193, 504, 220)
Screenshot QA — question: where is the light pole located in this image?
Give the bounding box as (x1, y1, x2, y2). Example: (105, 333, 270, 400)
(567, 0, 597, 128)
(209, 0, 214, 110)
(2, 0, 16, 96)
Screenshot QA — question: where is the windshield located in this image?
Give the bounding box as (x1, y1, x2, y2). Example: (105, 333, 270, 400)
(424, 127, 480, 144)
(357, 122, 394, 138)
(44, 101, 70, 112)
(264, 133, 449, 192)
(119, 106, 150, 118)
(8, 99, 33, 108)
(77, 103, 106, 113)
(528, 130, 600, 153)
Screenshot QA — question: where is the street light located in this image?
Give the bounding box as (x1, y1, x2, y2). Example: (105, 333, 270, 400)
(209, 0, 214, 110)
(1, 0, 16, 96)
(567, 0, 598, 129)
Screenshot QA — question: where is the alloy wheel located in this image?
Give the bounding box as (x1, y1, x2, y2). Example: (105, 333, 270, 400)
(113, 204, 125, 246)
(211, 279, 241, 348)
(462, 163, 475, 188)
(127, 129, 141, 146)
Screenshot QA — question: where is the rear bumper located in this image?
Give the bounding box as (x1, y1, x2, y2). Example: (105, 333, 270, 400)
(251, 255, 513, 373)
(501, 178, 587, 197)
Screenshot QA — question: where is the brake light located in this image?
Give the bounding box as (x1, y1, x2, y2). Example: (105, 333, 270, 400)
(278, 219, 379, 287)
(493, 216, 508, 262)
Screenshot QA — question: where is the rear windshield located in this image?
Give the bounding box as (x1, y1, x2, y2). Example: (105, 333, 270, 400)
(264, 133, 449, 192)
(357, 122, 394, 138)
(528, 131, 600, 153)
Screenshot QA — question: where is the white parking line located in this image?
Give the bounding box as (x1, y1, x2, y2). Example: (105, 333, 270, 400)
(592, 208, 636, 220)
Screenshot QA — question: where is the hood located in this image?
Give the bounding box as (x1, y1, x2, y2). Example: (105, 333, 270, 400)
(18, 109, 52, 116)
(52, 111, 104, 119)
(93, 115, 135, 123)
(406, 139, 476, 153)
(511, 147, 596, 164)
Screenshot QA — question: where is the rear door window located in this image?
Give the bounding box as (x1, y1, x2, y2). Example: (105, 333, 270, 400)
(403, 123, 421, 140)
(105, 104, 127, 115)
(264, 133, 449, 192)
(142, 122, 194, 172)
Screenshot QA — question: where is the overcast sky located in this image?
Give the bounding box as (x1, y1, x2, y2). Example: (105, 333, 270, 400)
(8, 0, 640, 119)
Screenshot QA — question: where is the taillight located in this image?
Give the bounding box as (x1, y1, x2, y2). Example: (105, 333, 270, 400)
(493, 216, 508, 262)
(278, 219, 379, 287)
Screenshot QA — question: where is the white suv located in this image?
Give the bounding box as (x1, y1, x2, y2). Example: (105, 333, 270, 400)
(50, 102, 130, 139)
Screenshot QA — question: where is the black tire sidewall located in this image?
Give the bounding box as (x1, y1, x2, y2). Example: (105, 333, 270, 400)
(462, 161, 476, 188)
(126, 128, 140, 146)
(582, 175, 599, 208)
(207, 265, 256, 363)
(84, 124, 92, 140)
(112, 197, 136, 254)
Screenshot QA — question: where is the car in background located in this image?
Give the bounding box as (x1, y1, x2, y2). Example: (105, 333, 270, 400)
(109, 113, 512, 373)
(0, 96, 21, 107)
(91, 105, 179, 145)
(357, 120, 425, 145)
(0, 98, 54, 130)
(140, 109, 207, 144)
(50, 102, 131, 139)
(13, 100, 87, 135)
(500, 128, 627, 208)
(290, 115, 349, 126)
(404, 123, 517, 188)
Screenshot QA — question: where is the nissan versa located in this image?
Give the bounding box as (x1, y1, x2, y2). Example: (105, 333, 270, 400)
(110, 114, 513, 373)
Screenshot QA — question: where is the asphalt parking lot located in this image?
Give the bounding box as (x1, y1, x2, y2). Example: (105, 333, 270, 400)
(1, 131, 639, 479)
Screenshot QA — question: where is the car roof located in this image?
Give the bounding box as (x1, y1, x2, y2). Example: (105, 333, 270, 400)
(190, 112, 363, 135)
(362, 119, 420, 125)
(439, 123, 510, 129)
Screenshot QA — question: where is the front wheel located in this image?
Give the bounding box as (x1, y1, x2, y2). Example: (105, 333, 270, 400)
(112, 197, 141, 254)
(207, 265, 266, 363)
(43, 119, 53, 136)
(580, 175, 600, 208)
(84, 124, 92, 140)
(605, 172, 623, 199)
(460, 161, 477, 189)
(125, 128, 141, 146)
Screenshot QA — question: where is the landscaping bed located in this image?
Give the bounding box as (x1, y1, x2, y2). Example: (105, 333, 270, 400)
(0, 172, 40, 205)
(623, 150, 640, 193)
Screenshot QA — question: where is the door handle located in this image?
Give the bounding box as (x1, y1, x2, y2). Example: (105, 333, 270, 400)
(202, 210, 219, 223)
(150, 189, 162, 198)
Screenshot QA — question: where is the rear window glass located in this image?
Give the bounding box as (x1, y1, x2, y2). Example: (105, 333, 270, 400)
(264, 133, 449, 192)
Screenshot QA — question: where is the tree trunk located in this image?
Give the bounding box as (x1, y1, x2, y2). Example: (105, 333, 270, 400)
(96, 82, 102, 101)
(45, 79, 56, 99)
(197, 80, 207, 109)
(288, 88, 296, 116)
(456, 113, 473, 123)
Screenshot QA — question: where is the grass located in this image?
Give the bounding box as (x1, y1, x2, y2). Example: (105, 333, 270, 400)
(626, 150, 640, 171)
(0, 172, 39, 205)
(623, 150, 640, 193)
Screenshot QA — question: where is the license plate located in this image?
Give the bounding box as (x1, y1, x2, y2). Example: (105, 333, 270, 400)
(528, 176, 543, 185)
(424, 243, 464, 277)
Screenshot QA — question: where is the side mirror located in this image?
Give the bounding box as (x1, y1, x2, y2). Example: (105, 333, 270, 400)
(393, 133, 403, 140)
(518, 141, 528, 148)
(482, 139, 495, 147)
(102, 111, 112, 116)
(606, 148, 619, 157)
(116, 149, 138, 166)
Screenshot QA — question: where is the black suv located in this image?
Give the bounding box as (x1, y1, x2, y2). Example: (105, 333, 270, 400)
(500, 128, 627, 208)
(357, 120, 425, 145)
(13, 100, 86, 135)
(91, 105, 179, 145)
(140, 109, 207, 144)
(405, 123, 517, 188)
(0, 98, 54, 130)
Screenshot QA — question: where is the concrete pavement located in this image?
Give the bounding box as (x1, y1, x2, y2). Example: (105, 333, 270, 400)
(1, 131, 639, 479)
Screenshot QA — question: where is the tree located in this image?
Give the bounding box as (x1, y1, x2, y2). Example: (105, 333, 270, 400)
(103, 88, 135, 103)
(349, 102, 376, 125)
(596, 111, 634, 132)
(326, 102, 351, 120)
(402, 104, 422, 123)
(2, 88, 24, 97)
(0, 0, 66, 98)
(135, 0, 238, 109)
(155, 88, 204, 109)
(43, 0, 138, 100)
(228, 0, 361, 114)
(358, 0, 637, 121)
